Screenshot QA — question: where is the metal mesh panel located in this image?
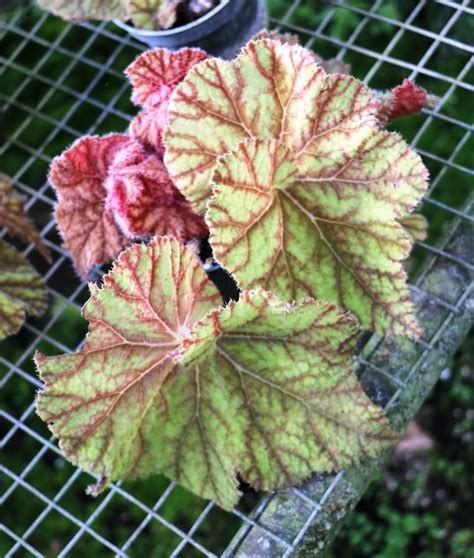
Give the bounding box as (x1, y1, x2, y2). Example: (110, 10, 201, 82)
(1, 1, 472, 556)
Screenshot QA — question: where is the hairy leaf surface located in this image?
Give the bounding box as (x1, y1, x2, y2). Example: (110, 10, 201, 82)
(164, 38, 383, 214)
(129, 105, 168, 155)
(157, 289, 396, 508)
(0, 175, 50, 260)
(126, 47, 208, 108)
(49, 135, 134, 277)
(35, 236, 221, 490)
(128, 0, 181, 30)
(105, 143, 208, 240)
(207, 137, 426, 337)
(0, 239, 47, 339)
(35, 239, 395, 508)
(164, 38, 428, 335)
(38, 0, 127, 21)
(126, 48, 208, 155)
(375, 79, 438, 125)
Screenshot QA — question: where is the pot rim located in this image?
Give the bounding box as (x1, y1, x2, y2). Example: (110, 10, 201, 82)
(113, 0, 235, 37)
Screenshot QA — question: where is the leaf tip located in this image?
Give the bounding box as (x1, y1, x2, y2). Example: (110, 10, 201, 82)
(86, 476, 109, 497)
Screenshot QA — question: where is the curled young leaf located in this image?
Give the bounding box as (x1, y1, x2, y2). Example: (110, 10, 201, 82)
(37, 0, 127, 21)
(126, 47, 208, 108)
(35, 236, 221, 492)
(49, 134, 134, 277)
(375, 79, 438, 125)
(164, 38, 428, 336)
(0, 175, 50, 261)
(129, 103, 169, 155)
(0, 239, 47, 340)
(105, 143, 209, 240)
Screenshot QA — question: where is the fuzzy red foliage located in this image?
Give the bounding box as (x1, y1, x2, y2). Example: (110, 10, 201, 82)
(50, 45, 342, 275)
(125, 47, 208, 108)
(387, 79, 430, 119)
(129, 104, 169, 155)
(105, 142, 208, 241)
(377, 79, 436, 124)
(50, 134, 135, 277)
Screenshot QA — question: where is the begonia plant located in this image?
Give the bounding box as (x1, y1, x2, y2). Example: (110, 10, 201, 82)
(35, 35, 433, 509)
(38, 0, 221, 31)
(0, 175, 49, 340)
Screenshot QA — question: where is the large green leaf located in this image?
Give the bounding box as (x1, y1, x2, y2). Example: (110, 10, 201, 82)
(36, 238, 395, 509)
(207, 138, 424, 337)
(164, 38, 428, 336)
(35, 236, 221, 489)
(164, 38, 380, 214)
(0, 239, 47, 340)
(157, 289, 396, 508)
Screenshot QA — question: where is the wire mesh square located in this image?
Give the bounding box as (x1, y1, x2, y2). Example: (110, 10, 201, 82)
(1, 0, 473, 556)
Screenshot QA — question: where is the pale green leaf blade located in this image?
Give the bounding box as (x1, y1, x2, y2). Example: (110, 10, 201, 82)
(208, 138, 427, 337)
(37, 0, 127, 21)
(164, 38, 341, 214)
(35, 236, 221, 491)
(399, 213, 428, 242)
(137, 355, 244, 509)
(158, 289, 396, 508)
(128, 0, 180, 30)
(0, 239, 47, 340)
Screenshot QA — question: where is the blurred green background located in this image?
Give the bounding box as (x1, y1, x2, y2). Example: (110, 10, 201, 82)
(1, 0, 472, 556)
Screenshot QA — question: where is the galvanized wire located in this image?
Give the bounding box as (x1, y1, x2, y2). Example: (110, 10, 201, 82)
(1, 0, 473, 556)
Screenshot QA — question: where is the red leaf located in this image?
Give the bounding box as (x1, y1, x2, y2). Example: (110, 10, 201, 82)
(105, 142, 208, 241)
(125, 47, 208, 108)
(377, 79, 437, 124)
(50, 134, 134, 277)
(129, 103, 169, 155)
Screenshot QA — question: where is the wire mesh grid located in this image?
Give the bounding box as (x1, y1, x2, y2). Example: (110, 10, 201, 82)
(0, 0, 472, 556)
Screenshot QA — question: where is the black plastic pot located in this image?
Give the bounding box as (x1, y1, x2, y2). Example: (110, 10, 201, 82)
(114, 0, 267, 59)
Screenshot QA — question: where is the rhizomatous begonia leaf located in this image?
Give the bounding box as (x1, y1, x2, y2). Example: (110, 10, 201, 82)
(0, 239, 47, 340)
(126, 47, 208, 109)
(49, 134, 134, 278)
(0, 175, 50, 261)
(37, 0, 127, 22)
(35, 237, 396, 509)
(126, 47, 208, 153)
(0, 176, 48, 340)
(128, 0, 182, 30)
(129, 103, 169, 155)
(105, 140, 208, 240)
(35, 236, 221, 494)
(164, 38, 429, 337)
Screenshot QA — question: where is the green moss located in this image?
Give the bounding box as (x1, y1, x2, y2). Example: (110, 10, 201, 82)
(328, 332, 474, 558)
